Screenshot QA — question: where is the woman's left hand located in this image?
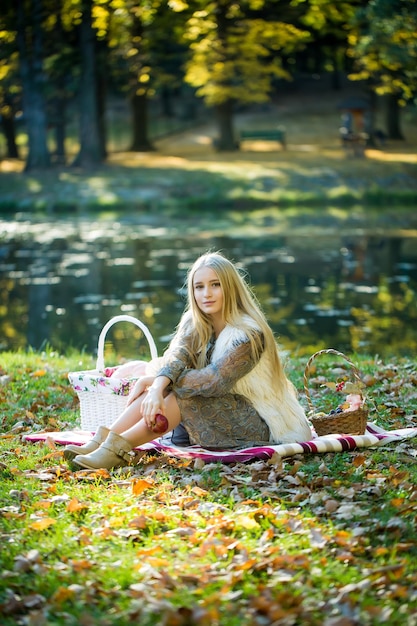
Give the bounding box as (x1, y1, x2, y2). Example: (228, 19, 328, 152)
(126, 376, 155, 406)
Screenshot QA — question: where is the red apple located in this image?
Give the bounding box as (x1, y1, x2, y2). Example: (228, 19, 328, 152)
(151, 413, 169, 434)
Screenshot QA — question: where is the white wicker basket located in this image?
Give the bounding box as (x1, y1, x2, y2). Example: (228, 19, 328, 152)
(68, 315, 158, 431)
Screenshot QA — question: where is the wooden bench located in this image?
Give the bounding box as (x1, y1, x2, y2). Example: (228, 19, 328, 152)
(240, 128, 286, 149)
(340, 128, 368, 157)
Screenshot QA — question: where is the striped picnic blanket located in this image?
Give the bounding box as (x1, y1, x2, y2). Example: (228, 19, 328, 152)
(24, 422, 417, 463)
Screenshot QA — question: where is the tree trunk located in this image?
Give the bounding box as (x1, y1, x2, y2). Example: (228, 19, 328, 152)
(385, 94, 404, 140)
(1, 107, 20, 159)
(160, 86, 174, 117)
(16, 0, 50, 171)
(51, 7, 67, 164)
(96, 71, 107, 159)
(212, 2, 238, 152)
(130, 92, 154, 151)
(330, 47, 344, 91)
(364, 89, 377, 148)
(52, 96, 67, 164)
(129, 11, 154, 152)
(72, 0, 102, 167)
(96, 38, 108, 159)
(214, 100, 237, 151)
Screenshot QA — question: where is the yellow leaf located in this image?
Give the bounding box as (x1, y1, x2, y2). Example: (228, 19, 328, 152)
(321, 382, 337, 390)
(136, 546, 162, 557)
(191, 486, 209, 497)
(79, 532, 92, 546)
(353, 454, 367, 467)
(148, 510, 167, 522)
(35, 500, 52, 510)
(41, 451, 63, 464)
(146, 557, 171, 567)
(129, 515, 147, 529)
(45, 436, 57, 450)
(97, 526, 116, 538)
(390, 497, 405, 508)
(73, 468, 111, 480)
(51, 586, 75, 605)
(70, 559, 93, 571)
(66, 497, 89, 513)
(31, 369, 47, 377)
(132, 478, 154, 495)
(46, 418, 60, 428)
(233, 558, 257, 571)
(29, 518, 56, 531)
(235, 514, 259, 530)
(261, 527, 275, 541)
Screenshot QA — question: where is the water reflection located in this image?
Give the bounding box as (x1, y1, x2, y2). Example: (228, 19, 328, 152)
(1, 218, 416, 358)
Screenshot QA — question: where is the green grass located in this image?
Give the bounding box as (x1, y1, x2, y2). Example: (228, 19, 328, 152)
(1, 349, 417, 624)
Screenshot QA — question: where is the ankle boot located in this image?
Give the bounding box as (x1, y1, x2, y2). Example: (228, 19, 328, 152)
(63, 425, 110, 461)
(73, 431, 134, 470)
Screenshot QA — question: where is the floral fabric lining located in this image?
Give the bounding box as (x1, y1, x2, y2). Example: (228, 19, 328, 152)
(68, 371, 137, 397)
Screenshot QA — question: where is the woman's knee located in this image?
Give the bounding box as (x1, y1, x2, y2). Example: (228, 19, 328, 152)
(164, 392, 181, 420)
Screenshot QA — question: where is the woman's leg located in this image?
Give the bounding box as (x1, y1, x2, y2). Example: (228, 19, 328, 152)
(116, 392, 182, 448)
(64, 394, 149, 462)
(109, 392, 147, 433)
(72, 393, 182, 469)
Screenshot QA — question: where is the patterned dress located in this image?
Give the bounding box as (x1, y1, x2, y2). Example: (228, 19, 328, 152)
(157, 333, 271, 449)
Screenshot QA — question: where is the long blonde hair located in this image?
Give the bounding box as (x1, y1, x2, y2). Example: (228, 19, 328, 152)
(171, 252, 292, 393)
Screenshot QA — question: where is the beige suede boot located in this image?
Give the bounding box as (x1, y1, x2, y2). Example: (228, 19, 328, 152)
(73, 431, 134, 470)
(63, 425, 110, 462)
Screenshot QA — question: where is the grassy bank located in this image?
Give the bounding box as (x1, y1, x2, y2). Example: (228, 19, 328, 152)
(1, 87, 417, 213)
(1, 350, 417, 625)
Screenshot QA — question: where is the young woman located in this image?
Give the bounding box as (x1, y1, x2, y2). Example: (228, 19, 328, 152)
(66, 252, 312, 469)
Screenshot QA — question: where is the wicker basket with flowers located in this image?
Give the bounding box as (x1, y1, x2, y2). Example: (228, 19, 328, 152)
(303, 349, 368, 437)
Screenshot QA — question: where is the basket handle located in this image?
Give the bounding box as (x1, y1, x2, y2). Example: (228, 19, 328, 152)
(303, 348, 363, 414)
(96, 315, 158, 371)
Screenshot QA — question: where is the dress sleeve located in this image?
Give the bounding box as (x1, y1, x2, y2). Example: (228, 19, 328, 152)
(172, 336, 262, 399)
(156, 342, 194, 385)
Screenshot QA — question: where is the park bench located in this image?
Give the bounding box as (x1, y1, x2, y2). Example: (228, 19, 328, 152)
(239, 128, 286, 150)
(340, 127, 368, 157)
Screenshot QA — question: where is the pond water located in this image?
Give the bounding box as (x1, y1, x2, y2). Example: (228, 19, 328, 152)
(1, 214, 417, 360)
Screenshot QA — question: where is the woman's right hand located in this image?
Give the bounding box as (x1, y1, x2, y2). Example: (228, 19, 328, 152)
(126, 376, 155, 406)
(140, 386, 166, 430)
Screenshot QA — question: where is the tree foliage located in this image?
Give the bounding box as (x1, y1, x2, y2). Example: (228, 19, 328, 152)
(294, 0, 363, 29)
(348, 0, 417, 103)
(182, 1, 310, 106)
(2, 0, 417, 166)
(0, 4, 21, 159)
